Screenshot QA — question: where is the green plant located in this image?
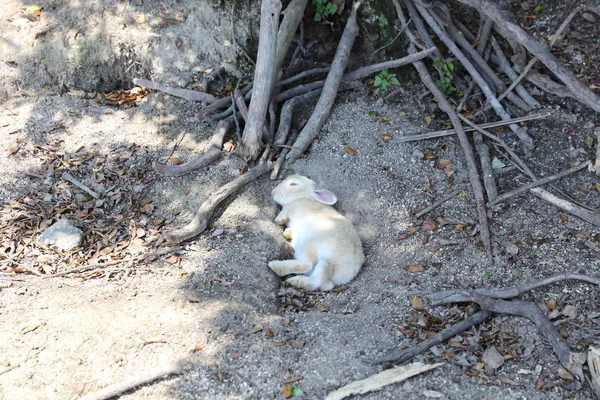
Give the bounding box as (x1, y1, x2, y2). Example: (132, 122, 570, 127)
(433, 56, 458, 96)
(373, 69, 399, 95)
(312, 0, 338, 21)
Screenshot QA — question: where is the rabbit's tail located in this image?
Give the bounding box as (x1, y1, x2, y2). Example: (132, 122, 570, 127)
(309, 259, 335, 291)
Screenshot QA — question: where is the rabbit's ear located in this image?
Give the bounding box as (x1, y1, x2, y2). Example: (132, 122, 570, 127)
(311, 189, 337, 205)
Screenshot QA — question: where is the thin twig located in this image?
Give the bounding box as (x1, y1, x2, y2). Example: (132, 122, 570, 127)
(371, 18, 412, 57)
(414, 185, 466, 219)
(166, 130, 188, 161)
(397, 113, 550, 142)
(79, 361, 188, 400)
(490, 161, 591, 206)
(63, 173, 100, 199)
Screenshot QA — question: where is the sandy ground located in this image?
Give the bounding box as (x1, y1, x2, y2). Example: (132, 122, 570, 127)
(1, 1, 600, 399)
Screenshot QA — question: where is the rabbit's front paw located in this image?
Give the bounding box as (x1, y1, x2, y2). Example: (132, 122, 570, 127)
(283, 227, 292, 240)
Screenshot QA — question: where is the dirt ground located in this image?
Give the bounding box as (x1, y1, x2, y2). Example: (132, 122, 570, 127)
(2, 1, 600, 400)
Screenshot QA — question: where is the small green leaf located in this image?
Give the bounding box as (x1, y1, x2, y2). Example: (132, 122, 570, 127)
(534, 5, 545, 12)
(314, 13, 322, 21)
(391, 77, 400, 85)
(369, 110, 377, 118)
(291, 387, 305, 396)
(374, 75, 382, 86)
(584, 136, 594, 148)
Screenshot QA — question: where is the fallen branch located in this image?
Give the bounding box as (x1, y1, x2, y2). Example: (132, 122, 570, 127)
(414, 184, 466, 219)
(286, 0, 363, 162)
(371, 311, 491, 365)
(410, 47, 493, 262)
(274, 0, 308, 79)
(473, 131, 498, 202)
(164, 163, 273, 243)
(412, 1, 533, 148)
(431, 273, 600, 306)
(238, 0, 282, 161)
(530, 187, 600, 227)
(79, 360, 187, 400)
(271, 128, 299, 180)
(0, 346, 45, 376)
(457, 0, 600, 113)
(326, 362, 444, 400)
(132, 78, 216, 104)
(273, 48, 436, 104)
(490, 161, 591, 206)
(397, 113, 549, 142)
(153, 118, 232, 177)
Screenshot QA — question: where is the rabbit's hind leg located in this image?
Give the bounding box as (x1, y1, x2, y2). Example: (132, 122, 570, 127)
(268, 260, 313, 276)
(309, 260, 335, 291)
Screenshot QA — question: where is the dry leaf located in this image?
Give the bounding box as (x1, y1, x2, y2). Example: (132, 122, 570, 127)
(436, 159, 452, 168)
(482, 346, 504, 370)
(316, 305, 327, 312)
(171, 157, 183, 165)
(183, 187, 190, 195)
(21, 324, 40, 334)
(284, 375, 304, 384)
(403, 264, 425, 273)
(7, 145, 19, 156)
(166, 255, 180, 266)
(193, 342, 206, 352)
(266, 328, 275, 337)
(282, 384, 293, 399)
(546, 298, 556, 310)
(240, 165, 249, 174)
(411, 295, 424, 310)
(231, 352, 243, 359)
(559, 214, 568, 222)
(424, 153, 436, 159)
(345, 146, 357, 156)
(381, 134, 393, 141)
(421, 220, 437, 231)
(423, 116, 432, 125)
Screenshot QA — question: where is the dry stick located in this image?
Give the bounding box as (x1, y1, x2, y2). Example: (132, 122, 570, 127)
(410, 50, 493, 262)
(239, 0, 281, 161)
(525, 72, 576, 99)
(0, 346, 46, 376)
(431, 273, 600, 306)
(457, 0, 600, 112)
(476, 16, 494, 55)
(273, 48, 436, 104)
(202, 84, 252, 119)
(496, 5, 584, 104)
(62, 173, 100, 199)
(272, 129, 300, 179)
(459, 116, 600, 225)
(473, 131, 498, 202)
(78, 361, 187, 400)
(397, 0, 440, 59)
(231, 92, 242, 143)
(397, 113, 550, 143)
(414, 184, 466, 219)
(164, 163, 273, 243)
(433, 5, 531, 112)
(153, 118, 232, 177)
(165, 130, 188, 162)
(530, 188, 600, 226)
(370, 311, 492, 365)
(489, 35, 540, 109)
(275, 67, 330, 87)
(594, 129, 600, 177)
(490, 161, 591, 206)
(132, 78, 216, 104)
(285, 0, 363, 163)
(376, 273, 600, 365)
(412, 1, 534, 149)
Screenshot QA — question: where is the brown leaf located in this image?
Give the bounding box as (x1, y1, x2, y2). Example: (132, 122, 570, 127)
(240, 165, 249, 174)
(7, 145, 19, 156)
(274, 340, 287, 346)
(381, 133, 393, 141)
(166, 255, 180, 266)
(424, 153, 436, 159)
(411, 295, 424, 310)
(482, 346, 504, 370)
(344, 146, 357, 156)
(559, 214, 568, 223)
(185, 293, 201, 303)
(403, 264, 425, 273)
(266, 327, 275, 337)
(316, 305, 327, 312)
(231, 352, 243, 359)
(546, 298, 556, 310)
(193, 342, 206, 352)
(282, 384, 293, 399)
(21, 324, 40, 334)
(171, 156, 183, 165)
(421, 220, 437, 231)
(436, 159, 452, 168)
(183, 187, 190, 195)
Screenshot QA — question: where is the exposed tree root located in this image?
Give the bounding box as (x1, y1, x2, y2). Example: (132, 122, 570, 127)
(163, 163, 273, 243)
(153, 118, 232, 177)
(79, 361, 187, 400)
(132, 78, 216, 103)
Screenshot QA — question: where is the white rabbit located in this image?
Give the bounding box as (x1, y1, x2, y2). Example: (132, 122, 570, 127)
(268, 175, 365, 291)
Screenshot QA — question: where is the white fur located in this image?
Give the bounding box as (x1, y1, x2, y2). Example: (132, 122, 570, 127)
(268, 175, 365, 291)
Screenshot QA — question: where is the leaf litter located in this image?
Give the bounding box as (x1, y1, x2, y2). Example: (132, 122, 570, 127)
(0, 139, 178, 277)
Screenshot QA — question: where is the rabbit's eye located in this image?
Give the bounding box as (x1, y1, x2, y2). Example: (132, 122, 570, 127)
(289, 182, 297, 186)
